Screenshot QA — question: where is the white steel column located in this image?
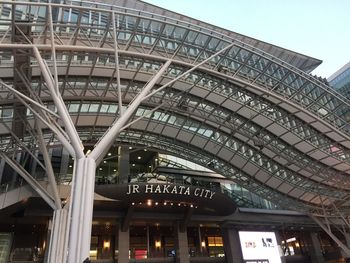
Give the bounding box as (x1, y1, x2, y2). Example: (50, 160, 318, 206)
(47, 208, 69, 263)
(67, 157, 96, 263)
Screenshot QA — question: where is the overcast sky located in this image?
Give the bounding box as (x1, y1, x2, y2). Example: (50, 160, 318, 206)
(142, 0, 350, 78)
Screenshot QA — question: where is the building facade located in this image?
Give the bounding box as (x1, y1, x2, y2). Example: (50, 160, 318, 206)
(0, 1, 350, 263)
(328, 61, 350, 90)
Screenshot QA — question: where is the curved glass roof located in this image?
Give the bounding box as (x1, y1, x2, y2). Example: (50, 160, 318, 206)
(0, 0, 350, 216)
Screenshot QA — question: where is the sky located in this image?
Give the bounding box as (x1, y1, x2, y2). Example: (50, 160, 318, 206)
(142, 0, 350, 78)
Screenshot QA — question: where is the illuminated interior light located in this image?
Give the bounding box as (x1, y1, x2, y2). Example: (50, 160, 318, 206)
(155, 202, 158, 205)
(132, 164, 135, 167)
(103, 241, 110, 249)
(201, 241, 206, 247)
(131, 202, 135, 205)
(190, 204, 193, 208)
(89, 250, 97, 258)
(137, 156, 141, 160)
(144, 149, 147, 152)
(129, 146, 133, 150)
(147, 200, 152, 206)
(103, 160, 107, 163)
(155, 240, 161, 248)
(99, 167, 102, 170)
(163, 202, 167, 205)
(286, 237, 296, 243)
(107, 152, 112, 156)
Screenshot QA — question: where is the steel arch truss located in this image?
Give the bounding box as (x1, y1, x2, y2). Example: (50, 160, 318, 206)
(1, 0, 350, 259)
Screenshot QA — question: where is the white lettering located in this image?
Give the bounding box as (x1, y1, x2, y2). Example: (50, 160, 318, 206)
(145, 184, 153, 193)
(127, 185, 132, 195)
(171, 186, 178, 194)
(178, 186, 185, 194)
(154, 185, 162, 193)
(163, 185, 170, 193)
(194, 188, 200, 196)
(127, 184, 215, 200)
(209, 191, 215, 199)
(132, 184, 139, 193)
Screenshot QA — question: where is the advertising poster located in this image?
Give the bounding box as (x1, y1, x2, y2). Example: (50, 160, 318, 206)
(239, 231, 282, 263)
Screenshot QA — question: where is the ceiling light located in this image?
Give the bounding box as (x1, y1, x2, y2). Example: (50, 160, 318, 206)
(137, 156, 141, 160)
(107, 152, 111, 156)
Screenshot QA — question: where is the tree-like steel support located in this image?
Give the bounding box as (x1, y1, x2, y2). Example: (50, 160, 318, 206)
(33, 38, 172, 261)
(0, 35, 242, 262)
(310, 214, 350, 257)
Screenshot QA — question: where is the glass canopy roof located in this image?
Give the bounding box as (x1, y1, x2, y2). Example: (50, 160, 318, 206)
(0, 0, 350, 217)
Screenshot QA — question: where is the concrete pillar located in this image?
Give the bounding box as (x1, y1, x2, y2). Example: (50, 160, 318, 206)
(305, 232, 324, 263)
(275, 231, 286, 263)
(176, 222, 189, 263)
(118, 146, 129, 184)
(118, 224, 130, 263)
(222, 228, 243, 263)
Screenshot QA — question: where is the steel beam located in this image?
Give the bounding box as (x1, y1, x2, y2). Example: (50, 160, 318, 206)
(89, 60, 172, 165)
(310, 214, 350, 257)
(0, 153, 56, 210)
(35, 120, 61, 208)
(33, 46, 84, 159)
(112, 12, 123, 115)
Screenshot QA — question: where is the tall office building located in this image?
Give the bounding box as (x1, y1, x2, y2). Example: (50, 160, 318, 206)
(0, 1, 350, 263)
(328, 61, 350, 91)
